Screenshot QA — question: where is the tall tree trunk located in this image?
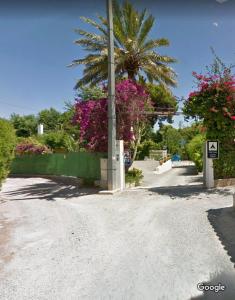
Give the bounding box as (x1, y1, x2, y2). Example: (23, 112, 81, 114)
(129, 126, 142, 167)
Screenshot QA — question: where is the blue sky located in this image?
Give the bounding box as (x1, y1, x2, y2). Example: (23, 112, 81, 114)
(0, 0, 234, 128)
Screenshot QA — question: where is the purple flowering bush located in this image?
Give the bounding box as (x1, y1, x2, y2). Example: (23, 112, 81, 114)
(16, 139, 51, 156)
(73, 79, 153, 155)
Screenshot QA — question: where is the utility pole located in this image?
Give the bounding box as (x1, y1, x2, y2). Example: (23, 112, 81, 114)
(107, 0, 116, 190)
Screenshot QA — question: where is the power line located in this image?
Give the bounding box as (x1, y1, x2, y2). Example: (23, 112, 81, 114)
(0, 99, 39, 113)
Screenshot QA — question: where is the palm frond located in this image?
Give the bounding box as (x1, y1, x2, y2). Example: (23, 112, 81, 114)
(138, 14, 155, 46)
(142, 38, 169, 51)
(80, 16, 107, 36)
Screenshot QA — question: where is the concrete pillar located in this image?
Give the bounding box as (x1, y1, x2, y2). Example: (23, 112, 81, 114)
(203, 142, 215, 189)
(99, 140, 125, 191)
(116, 140, 125, 190)
(100, 158, 108, 189)
(38, 124, 44, 135)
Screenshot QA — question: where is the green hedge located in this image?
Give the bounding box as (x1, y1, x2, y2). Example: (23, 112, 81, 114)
(214, 147, 235, 179)
(0, 119, 16, 187)
(186, 134, 206, 172)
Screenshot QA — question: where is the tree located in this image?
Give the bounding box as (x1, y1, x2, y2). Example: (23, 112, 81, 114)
(0, 118, 16, 187)
(184, 57, 235, 179)
(73, 79, 153, 161)
(70, 0, 177, 89)
(145, 83, 178, 126)
(38, 108, 62, 132)
(77, 85, 106, 101)
(158, 125, 182, 155)
(10, 113, 38, 137)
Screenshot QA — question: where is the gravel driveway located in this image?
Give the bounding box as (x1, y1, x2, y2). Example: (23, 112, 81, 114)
(0, 166, 235, 300)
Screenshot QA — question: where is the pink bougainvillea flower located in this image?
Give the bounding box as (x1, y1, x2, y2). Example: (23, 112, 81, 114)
(210, 107, 219, 113)
(231, 116, 235, 121)
(73, 79, 153, 152)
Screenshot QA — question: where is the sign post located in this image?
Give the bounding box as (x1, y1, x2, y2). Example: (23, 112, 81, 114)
(207, 141, 219, 159)
(203, 140, 219, 188)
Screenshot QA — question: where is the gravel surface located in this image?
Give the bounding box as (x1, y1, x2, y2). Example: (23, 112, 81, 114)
(0, 166, 235, 300)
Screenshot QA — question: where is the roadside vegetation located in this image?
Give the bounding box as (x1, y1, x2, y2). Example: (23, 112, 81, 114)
(0, 119, 16, 187)
(184, 55, 235, 179)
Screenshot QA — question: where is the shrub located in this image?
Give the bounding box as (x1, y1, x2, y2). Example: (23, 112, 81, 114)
(38, 131, 78, 152)
(184, 64, 235, 178)
(136, 140, 160, 160)
(0, 119, 16, 187)
(213, 147, 235, 179)
(16, 138, 51, 156)
(186, 134, 206, 172)
(125, 168, 143, 186)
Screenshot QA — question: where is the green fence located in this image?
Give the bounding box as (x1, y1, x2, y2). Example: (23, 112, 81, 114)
(11, 152, 107, 180)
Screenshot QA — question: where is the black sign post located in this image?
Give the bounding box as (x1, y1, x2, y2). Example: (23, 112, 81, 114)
(207, 141, 219, 159)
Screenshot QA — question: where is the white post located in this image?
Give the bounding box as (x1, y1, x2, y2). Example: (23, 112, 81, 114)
(37, 124, 44, 135)
(116, 140, 125, 190)
(203, 142, 215, 188)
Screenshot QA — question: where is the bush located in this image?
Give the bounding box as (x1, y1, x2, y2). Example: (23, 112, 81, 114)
(186, 134, 206, 172)
(38, 131, 77, 152)
(125, 168, 143, 186)
(136, 140, 160, 160)
(214, 147, 235, 179)
(16, 143, 51, 155)
(0, 119, 16, 187)
(16, 137, 51, 155)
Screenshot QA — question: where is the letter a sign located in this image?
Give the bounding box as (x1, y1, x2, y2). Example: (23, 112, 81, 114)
(207, 140, 219, 159)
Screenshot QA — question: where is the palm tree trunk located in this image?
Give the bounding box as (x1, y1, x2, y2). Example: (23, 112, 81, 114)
(127, 71, 136, 82)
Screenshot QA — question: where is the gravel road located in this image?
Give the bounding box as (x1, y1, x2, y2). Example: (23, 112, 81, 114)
(0, 166, 235, 300)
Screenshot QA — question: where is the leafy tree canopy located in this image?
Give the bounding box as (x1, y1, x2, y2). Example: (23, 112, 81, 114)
(38, 108, 62, 132)
(10, 113, 38, 137)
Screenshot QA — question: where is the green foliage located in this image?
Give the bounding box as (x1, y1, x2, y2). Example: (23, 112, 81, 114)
(158, 125, 183, 155)
(78, 85, 106, 101)
(179, 123, 201, 142)
(125, 168, 143, 186)
(0, 119, 16, 187)
(17, 136, 42, 145)
(10, 113, 38, 137)
(136, 140, 160, 160)
(38, 108, 62, 131)
(213, 148, 235, 179)
(186, 134, 206, 172)
(146, 83, 177, 110)
(38, 131, 78, 152)
(184, 57, 235, 178)
(60, 102, 80, 139)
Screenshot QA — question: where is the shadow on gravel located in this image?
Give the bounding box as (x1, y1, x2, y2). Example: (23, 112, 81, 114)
(173, 165, 199, 176)
(190, 271, 235, 299)
(207, 207, 235, 267)
(4, 181, 100, 201)
(148, 185, 232, 199)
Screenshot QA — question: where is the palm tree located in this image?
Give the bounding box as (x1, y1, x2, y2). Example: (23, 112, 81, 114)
(70, 0, 177, 89)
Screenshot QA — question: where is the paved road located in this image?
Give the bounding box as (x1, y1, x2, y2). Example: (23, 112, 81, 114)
(132, 160, 201, 188)
(0, 167, 235, 299)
